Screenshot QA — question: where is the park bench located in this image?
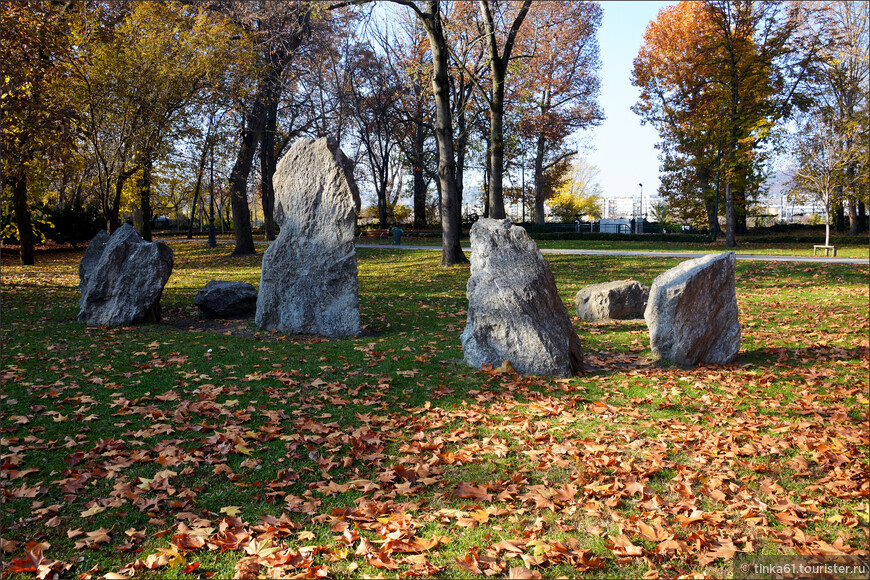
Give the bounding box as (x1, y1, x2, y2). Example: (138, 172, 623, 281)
(358, 229, 390, 242)
(813, 245, 838, 257)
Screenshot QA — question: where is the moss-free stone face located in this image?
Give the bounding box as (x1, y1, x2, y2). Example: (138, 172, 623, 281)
(644, 252, 741, 365)
(77, 224, 173, 326)
(461, 219, 583, 377)
(256, 137, 361, 338)
(575, 279, 649, 321)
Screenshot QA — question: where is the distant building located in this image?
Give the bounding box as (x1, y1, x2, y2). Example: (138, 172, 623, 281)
(603, 195, 659, 219)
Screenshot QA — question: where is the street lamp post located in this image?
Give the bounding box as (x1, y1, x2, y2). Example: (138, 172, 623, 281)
(638, 183, 643, 233)
(207, 145, 216, 248)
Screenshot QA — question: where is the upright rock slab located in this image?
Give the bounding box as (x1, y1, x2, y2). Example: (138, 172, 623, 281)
(644, 252, 740, 365)
(256, 137, 361, 338)
(460, 219, 583, 377)
(78, 224, 173, 326)
(575, 280, 649, 321)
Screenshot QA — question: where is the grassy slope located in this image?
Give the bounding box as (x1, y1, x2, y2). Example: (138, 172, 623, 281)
(1, 244, 867, 579)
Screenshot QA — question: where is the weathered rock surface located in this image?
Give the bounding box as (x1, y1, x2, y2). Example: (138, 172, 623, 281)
(78, 224, 173, 326)
(460, 219, 583, 377)
(256, 137, 361, 338)
(575, 280, 649, 321)
(78, 229, 109, 293)
(195, 280, 257, 318)
(644, 252, 740, 365)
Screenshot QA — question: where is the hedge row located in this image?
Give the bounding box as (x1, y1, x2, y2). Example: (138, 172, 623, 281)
(530, 232, 710, 243)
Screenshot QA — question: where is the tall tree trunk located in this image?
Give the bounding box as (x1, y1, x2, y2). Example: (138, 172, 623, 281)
(847, 195, 859, 235)
(139, 157, 153, 242)
(533, 132, 546, 224)
(834, 200, 846, 233)
(725, 181, 736, 248)
(261, 95, 279, 241)
(412, 123, 427, 228)
(228, 85, 269, 256)
(422, 1, 466, 266)
(487, 83, 506, 219)
(11, 169, 34, 266)
(455, 106, 467, 214)
(187, 118, 213, 239)
(858, 200, 867, 233)
(187, 167, 204, 240)
(110, 166, 139, 233)
(478, 0, 531, 221)
(695, 166, 717, 237)
(377, 165, 389, 229)
(734, 162, 748, 234)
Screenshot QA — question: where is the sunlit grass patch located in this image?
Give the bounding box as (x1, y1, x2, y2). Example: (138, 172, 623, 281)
(1, 242, 867, 579)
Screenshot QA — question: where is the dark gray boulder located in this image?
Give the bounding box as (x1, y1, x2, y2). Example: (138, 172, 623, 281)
(77, 224, 173, 326)
(256, 137, 361, 338)
(78, 229, 109, 293)
(644, 252, 741, 365)
(575, 280, 649, 321)
(460, 219, 583, 377)
(194, 281, 257, 318)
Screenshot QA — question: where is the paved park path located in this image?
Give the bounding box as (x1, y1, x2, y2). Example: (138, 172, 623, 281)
(357, 243, 870, 265)
(159, 239, 868, 265)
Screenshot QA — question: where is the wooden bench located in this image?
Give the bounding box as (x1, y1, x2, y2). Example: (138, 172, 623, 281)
(358, 229, 390, 242)
(813, 245, 837, 257)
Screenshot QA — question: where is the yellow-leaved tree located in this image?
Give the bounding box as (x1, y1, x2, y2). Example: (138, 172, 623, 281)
(547, 156, 603, 222)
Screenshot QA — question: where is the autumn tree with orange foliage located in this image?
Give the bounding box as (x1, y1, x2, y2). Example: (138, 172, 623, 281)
(516, 1, 604, 224)
(633, 1, 824, 246)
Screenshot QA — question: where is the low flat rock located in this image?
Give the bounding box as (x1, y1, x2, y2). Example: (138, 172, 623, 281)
(575, 280, 649, 321)
(644, 252, 740, 365)
(460, 219, 583, 377)
(195, 280, 257, 318)
(78, 224, 173, 326)
(256, 137, 361, 338)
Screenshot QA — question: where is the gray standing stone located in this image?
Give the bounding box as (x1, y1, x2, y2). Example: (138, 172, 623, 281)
(78, 229, 109, 293)
(256, 137, 361, 338)
(78, 224, 173, 326)
(575, 280, 649, 321)
(460, 219, 583, 377)
(195, 281, 258, 318)
(644, 252, 740, 365)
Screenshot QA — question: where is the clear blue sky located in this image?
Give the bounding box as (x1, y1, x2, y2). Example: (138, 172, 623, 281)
(585, 1, 674, 202)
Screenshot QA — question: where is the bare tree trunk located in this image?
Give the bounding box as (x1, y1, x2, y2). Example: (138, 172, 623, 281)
(834, 200, 846, 233)
(228, 84, 268, 255)
(725, 182, 736, 248)
(487, 84, 506, 219)
(422, 0, 466, 266)
(377, 164, 389, 228)
(858, 200, 867, 233)
(139, 157, 153, 242)
(187, 168, 204, 240)
(533, 132, 546, 224)
(848, 195, 859, 235)
(110, 166, 139, 233)
(478, 0, 531, 221)
(10, 169, 34, 266)
(455, 106, 467, 213)
(261, 95, 279, 241)
(412, 123, 427, 228)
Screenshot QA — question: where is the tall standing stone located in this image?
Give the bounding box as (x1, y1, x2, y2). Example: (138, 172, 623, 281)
(256, 137, 361, 338)
(644, 252, 741, 365)
(460, 219, 583, 377)
(77, 224, 173, 326)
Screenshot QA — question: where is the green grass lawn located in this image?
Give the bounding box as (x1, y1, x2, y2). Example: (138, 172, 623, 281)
(1, 243, 868, 579)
